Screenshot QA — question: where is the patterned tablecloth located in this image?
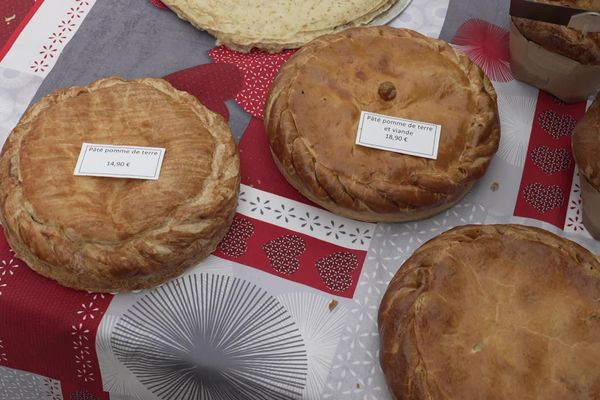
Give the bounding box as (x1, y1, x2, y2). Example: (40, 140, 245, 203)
(0, 1, 597, 399)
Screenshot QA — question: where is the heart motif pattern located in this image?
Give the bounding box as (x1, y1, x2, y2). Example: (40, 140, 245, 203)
(217, 218, 255, 257)
(531, 146, 571, 175)
(71, 390, 100, 400)
(538, 110, 576, 139)
(209, 47, 296, 119)
(524, 183, 564, 213)
(316, 252, 358, 292)
(263, 235, 306, 275)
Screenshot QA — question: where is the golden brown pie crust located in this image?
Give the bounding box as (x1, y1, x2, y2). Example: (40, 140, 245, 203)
(512, 0, 600, 65)
(265, 27, 500, 222)
(0, 77, 240, 292)
(574, 97, 600, 189)
(379, 224, 600, 399)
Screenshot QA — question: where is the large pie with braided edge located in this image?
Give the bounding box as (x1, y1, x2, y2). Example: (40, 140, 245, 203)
(265, 27, 500, 222)
(379, 224, 600, 399)
(0, 77, 240, 292)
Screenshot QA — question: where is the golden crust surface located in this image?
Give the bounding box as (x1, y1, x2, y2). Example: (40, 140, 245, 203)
(379, 224, 600, 399)
(512, 0, 600, 65)
(533, 0, 600, 8)
(0, 77, 240, 292)
(574, 97, 600, 189)
(265, 27, 500, 222)
(160, 0, 396, 52)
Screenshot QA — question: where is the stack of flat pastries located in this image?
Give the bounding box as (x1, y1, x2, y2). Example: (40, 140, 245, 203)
(0, 77, 240, 292)
(160, 0, 398, 52)
(379, 224, 600, 399)
(265, 27, 500, 222)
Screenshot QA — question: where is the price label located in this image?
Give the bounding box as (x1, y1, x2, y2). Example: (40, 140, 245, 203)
(355, 111, 442, 160)
(106, 161, 130, 167)
(74, 143, 166, 180)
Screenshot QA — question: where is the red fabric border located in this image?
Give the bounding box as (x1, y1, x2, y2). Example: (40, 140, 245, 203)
(215, 213, 367, 298)
(0, 0, 45, 62)
(514, 92, 587, 227)
(0, 227, 112, 399)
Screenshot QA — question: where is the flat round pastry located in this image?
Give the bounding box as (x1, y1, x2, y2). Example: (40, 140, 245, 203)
(512, 0, 600, 65)
(379, 224, 600, 399)
(0, 77, 240, 292)
(160, 0, 397, 52)
(265, 27, 500, 222)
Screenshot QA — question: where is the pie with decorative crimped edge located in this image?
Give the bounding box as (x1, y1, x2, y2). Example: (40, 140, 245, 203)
(379, 224, 600, 399)
(265, 27, 500, 222)
(0, 77, 240, 292)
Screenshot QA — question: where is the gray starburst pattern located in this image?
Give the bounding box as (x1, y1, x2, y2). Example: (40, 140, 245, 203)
(112, 274, 308, 400)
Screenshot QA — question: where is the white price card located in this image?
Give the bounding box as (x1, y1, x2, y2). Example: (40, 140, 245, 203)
(355, 111, 442, 160)
(73, 143, 166, 180)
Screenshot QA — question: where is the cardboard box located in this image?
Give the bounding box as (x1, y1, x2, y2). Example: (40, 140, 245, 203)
(509, 21, 600, 103)
(581, 176, 600, 240)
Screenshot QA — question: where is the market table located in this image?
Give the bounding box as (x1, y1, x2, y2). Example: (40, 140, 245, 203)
(0, 0, 597, 399)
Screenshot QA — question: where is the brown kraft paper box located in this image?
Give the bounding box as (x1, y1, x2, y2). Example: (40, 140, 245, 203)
(510, 21, 600, 102)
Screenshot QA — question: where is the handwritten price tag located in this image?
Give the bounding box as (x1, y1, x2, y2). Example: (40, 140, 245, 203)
(355, 111, 442, 160)
(74, 143, 166, 180)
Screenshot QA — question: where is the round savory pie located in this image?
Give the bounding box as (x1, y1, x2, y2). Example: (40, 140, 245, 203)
(0, 77, 240, 292)
(160, 0, 397, 52)
(573, 97, 600, 239)
(379, 224, 600, 399)
(265, 27, 500, 222)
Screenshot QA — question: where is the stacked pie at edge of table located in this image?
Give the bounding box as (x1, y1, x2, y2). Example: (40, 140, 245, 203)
(379, 224, 600, 399)
(573, 96, 600, 239)
(0, 76, 240, 292)
(265, 26, 500, 222)
(160, 0, 398, 52)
